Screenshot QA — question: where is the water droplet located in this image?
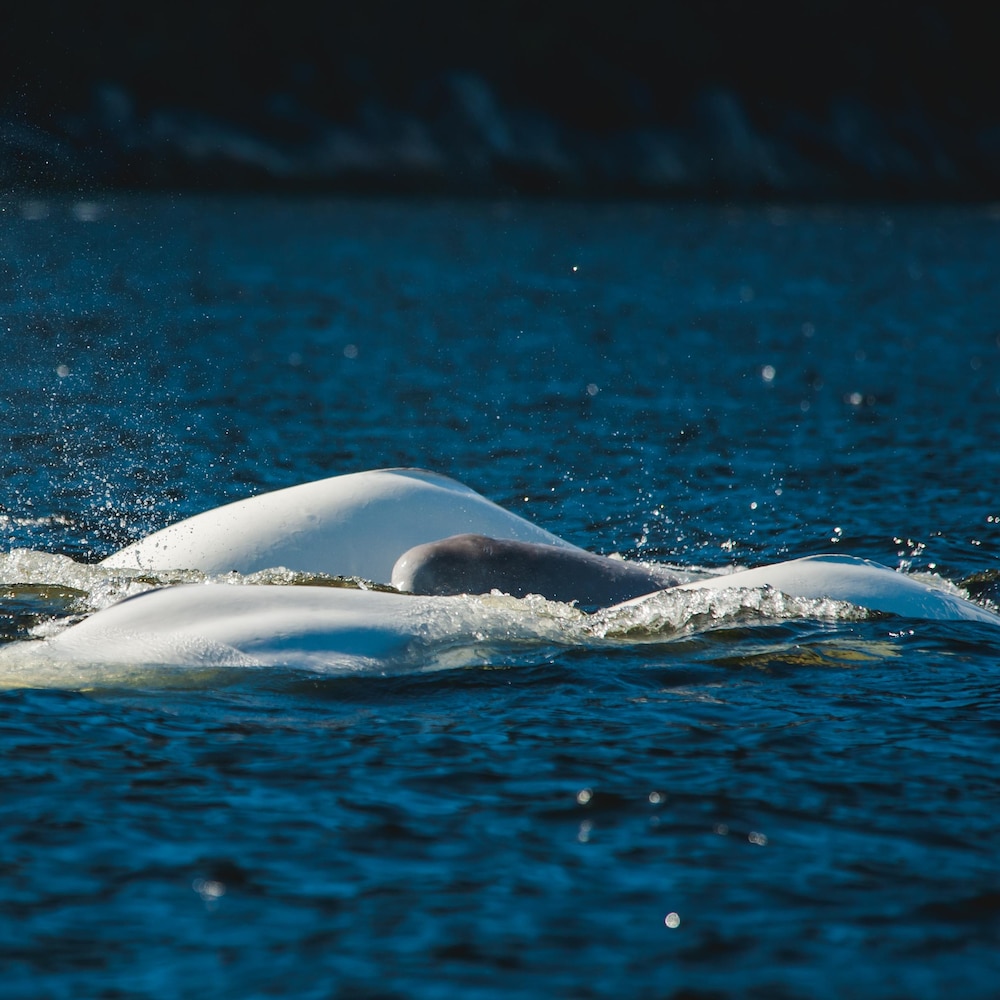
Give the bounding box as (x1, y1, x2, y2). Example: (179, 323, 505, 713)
(192, 878, 226, 901)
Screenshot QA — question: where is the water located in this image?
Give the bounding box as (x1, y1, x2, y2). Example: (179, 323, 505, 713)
(2, 195, 1000, 998)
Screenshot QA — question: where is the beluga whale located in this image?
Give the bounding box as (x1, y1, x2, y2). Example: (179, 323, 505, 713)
(102, 468, 582, 582)
(2, 467, 996, 682)
(391, 533, 685, 609)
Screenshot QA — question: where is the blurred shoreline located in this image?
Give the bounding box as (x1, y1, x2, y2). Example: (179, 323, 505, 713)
(3, 3, 998, 200)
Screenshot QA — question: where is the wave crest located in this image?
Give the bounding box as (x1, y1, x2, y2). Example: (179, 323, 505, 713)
(588, 585, 870, 640)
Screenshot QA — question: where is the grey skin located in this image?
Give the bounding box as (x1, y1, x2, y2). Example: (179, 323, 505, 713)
(391, 533, 682, 609)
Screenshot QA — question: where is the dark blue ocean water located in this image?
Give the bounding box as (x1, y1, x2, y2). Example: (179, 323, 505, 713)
(2, 196, 1000, 998)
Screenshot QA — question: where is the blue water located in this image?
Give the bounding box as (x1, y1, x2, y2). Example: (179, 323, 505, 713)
(2, 195, 1000, 997)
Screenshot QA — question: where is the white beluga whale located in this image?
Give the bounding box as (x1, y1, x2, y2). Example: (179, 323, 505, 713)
(3, 468, 997, 680)
(626, 553, 1000, 626)
(102, 468, 581, 582)
(29, 584, 582, 675)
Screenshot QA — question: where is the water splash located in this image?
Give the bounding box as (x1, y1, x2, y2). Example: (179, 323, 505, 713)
(588, 585, 869, 640)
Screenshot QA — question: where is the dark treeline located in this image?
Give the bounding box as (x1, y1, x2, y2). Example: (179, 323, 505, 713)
(2, 1, 999, 197)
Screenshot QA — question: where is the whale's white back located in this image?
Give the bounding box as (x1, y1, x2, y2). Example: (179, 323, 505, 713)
(5, 583, 583, 679)
(102, 468, 580, 582)
(667, 555, 1000, 625)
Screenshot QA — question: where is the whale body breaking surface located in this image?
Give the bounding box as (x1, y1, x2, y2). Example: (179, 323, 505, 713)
(101, 468, 582, 582)
(3, 468, 999, 680)
(391, 532, 686, 608)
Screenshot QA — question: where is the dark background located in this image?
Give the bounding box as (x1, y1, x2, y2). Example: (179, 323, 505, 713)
(2, 1, 999, 198)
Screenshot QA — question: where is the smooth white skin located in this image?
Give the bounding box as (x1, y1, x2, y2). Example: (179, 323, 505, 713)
(34, 585, 463, 670)
(102, 468, 581, 583)
(18, 583, 583, 675)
